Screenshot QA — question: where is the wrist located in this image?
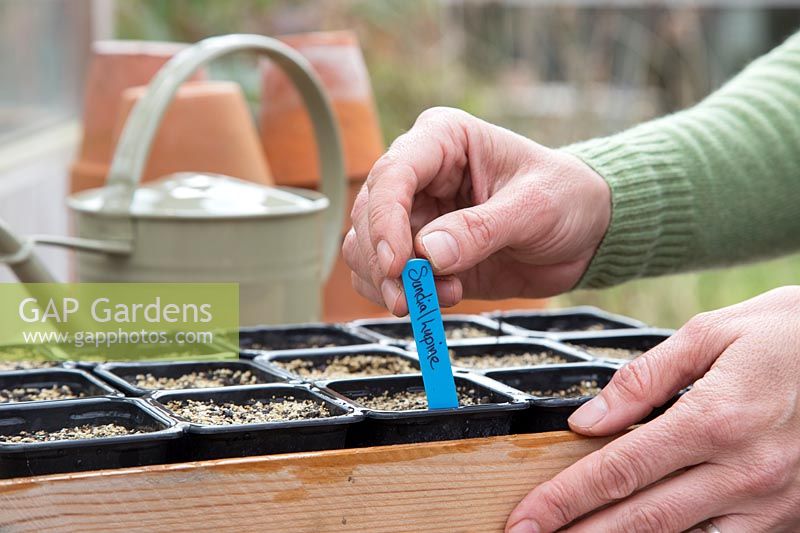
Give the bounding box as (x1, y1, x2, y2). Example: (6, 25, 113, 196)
(564, 150, 612, 250)
(561, 125, 695, 289)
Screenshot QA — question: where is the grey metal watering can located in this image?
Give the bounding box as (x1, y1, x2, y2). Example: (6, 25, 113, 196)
(0, 34, 346, 325)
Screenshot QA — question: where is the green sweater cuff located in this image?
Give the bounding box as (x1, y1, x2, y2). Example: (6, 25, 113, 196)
(563, 124, 696, 289)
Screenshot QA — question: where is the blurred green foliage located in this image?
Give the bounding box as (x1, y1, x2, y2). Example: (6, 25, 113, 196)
(557, 255, 800, 329)
(116, 0, 800, 328)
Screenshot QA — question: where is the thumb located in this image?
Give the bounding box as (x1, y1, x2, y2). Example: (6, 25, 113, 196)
(568, 314, 736, 436)
(414, 198, 513, 275)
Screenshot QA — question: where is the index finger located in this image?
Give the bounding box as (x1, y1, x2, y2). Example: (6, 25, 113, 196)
(365, 108, 471, 278)
(506, 398, 714, 533)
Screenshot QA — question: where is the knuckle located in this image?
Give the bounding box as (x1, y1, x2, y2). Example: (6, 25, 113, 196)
(343, 227, 356, 246)
(701, 403, 745, 448)
(458, 209, 495, 249)
(535, 480, 575, 526)
(342, 237, 357, 268)
(367, 203, 391, 237)
(350, 190, 368, 222)
(414, 108, 473, 151)
(623, 503, 674, 532)
(416, 106, 463, 124)
(366, 156, 417, 197)
(365, 159, 392, 190)
(367, 153, 393, 175)
(666, 393, 703, 422)
(742, 449, 795, 495)
(594, 449, 642, 501)
(681, 311, 718, 343)
(611, 358, 653, 401)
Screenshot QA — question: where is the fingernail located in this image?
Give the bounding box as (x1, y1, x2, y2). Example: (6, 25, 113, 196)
(377, 240, 394, 276)
(508, 519, 540, 533)
(568, 396, 608, 429)
(421, 231, 459, 270)
(380, 279, 400, 310)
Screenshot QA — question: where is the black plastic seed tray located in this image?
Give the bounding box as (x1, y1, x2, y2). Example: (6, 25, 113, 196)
(486, 363, 681, 432)
(0, 359, 67, 372)
(0, 397, 183, 478)
(350, 314, 513, 349)
(490, 306, 646, 337)
(237, 323, 374, 355)
(485, 363, 616, 432)
(150, 384, 362, 461)
(69, 361, 100, 372)
(0, 368, 120, 403)
(554, 329, 673, 363)
(0, 343, 64, 371)
(255, 344, 421, 383)
(320, 373, 527, 447)
(444, 337, 594, 373)
(93, 360, 286, 397)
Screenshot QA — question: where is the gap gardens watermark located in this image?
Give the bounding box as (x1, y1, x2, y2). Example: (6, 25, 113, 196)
(0, 283, 239, 360)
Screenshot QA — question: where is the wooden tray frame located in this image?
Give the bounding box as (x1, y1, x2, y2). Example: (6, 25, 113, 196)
(0, 431, 613, 532)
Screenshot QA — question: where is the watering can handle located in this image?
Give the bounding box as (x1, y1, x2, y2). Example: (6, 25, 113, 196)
(103, 34, 346, 281)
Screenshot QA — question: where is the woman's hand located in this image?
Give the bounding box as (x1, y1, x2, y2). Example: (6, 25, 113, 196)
(506, 286, 800, 533)
(343, 107, 610, 315)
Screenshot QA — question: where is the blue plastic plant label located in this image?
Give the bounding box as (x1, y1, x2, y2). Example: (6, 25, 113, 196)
(401, 258, 459, 409)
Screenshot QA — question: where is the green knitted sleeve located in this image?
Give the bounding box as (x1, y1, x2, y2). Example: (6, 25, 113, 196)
(564, 31, 800, 289)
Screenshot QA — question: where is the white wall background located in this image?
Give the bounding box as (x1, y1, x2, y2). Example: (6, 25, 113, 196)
(0, 125, 78, 283)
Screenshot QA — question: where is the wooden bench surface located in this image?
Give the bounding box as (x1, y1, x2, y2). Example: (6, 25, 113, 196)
(0, 431, 612, 532)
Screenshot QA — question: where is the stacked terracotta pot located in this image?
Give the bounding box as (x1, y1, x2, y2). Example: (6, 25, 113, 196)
(114, 81, 272, 185)
(71, 40, 272, 194)
(259, 31, 387, 321)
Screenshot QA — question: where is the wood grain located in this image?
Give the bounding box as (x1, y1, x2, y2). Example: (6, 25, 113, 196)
(0, 431, 613, 532)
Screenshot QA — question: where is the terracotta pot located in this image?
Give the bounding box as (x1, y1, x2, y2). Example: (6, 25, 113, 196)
(259, 30, 384, 186)
(325, 265, 547, 321)
(70, 40, 205, 193)
(323, 246, 389, 322)
(259, 31, 385, 321)
(321, 178, 382, 321)
(113, 81, 273, 185)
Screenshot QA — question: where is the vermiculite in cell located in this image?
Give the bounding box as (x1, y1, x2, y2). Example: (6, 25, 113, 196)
(166, 397, 332, 425)
(571, 345, 644, 360)
(131, 369, 261, 390)
(2, 423, 150, 443)
(274, 354, 417, 379)
(356, 387, 492, 411)
(0, 385, 84, 403)
(452, 350, 567, 369)
(530, 380, 602, 398)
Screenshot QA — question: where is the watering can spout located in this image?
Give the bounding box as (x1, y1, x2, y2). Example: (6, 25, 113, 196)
(0, 216, 133, 284)
(0, 219, 56, 283)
